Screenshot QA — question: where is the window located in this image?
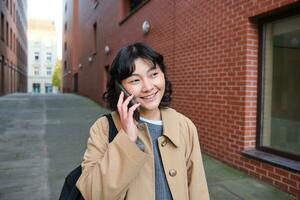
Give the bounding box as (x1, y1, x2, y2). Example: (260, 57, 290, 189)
(32, 83, 40, 93)
(33, 65, 40, 75)
(1, 13, 4, 41)
(65, 3, 67, 12)
(64, 22, 67, 32)
(13, 2, 15, 21)
(34, 67, 39, 75)
(13, 33, 15, 53)
(46, 52, 52, 62)
(34, 52, 39, 60)
(64, 42, 67, 51)
(64, 61, 67, 74)
(46, 70, 52, 76)
(45, 84, 52, 93)
(34, 70, 39, 75)
(120, 0, 149, 23)
(6, 21, 8, 45)
(129, 0, 144, 11)
(9, 0, 12, 15)
(93, 22, 97, 54)
(259, 14, 300, 160)
(34, 41, 41, 48)
(9, 28, 12, 49)
(123, 0, 147, 15)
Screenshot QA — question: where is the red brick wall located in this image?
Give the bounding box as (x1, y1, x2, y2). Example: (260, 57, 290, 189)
(62, 0, 74, 93)
(0, 0, 27, 95)
(63, 0, 300, 196)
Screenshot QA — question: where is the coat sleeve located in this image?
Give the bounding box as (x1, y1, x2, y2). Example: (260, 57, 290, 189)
(186, 120, 210, 200)
(76, 117, 150, 200)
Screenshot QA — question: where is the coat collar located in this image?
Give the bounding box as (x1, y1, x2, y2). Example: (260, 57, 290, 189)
(160, 108, 180, 147)
(111, 108, 180, 147)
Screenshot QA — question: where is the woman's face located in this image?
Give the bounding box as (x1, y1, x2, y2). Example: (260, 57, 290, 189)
(121, 58, 166, 113)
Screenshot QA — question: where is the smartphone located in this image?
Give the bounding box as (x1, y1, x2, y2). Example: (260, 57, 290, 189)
(115, 81, 140, 121)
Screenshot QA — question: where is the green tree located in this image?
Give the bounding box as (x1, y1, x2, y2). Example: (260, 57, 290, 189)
(52, 59, 62, 91)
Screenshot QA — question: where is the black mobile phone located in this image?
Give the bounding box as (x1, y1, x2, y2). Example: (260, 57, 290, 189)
(115, 81, 140, 121)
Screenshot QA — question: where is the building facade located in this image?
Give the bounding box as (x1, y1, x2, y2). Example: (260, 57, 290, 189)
(27, 19, 57, 94)
(0, 0, 28, 96)
(63, 0, 300, 196)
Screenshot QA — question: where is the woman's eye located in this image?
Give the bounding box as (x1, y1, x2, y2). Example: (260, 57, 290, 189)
(151, 72, 158, 77)
(129, 79, 140, 84)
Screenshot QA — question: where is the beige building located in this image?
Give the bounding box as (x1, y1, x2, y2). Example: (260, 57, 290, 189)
(27, 19, 57, 94)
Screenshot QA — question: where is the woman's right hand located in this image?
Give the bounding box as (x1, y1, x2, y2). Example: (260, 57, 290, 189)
(117, 92, 141, 143)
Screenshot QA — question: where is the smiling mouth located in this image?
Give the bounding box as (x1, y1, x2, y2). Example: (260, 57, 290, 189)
(141, 91, 158, 99)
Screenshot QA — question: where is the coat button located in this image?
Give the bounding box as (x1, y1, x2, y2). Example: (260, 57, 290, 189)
(169, 169, 177, 177)
(161, 140, 167, 147)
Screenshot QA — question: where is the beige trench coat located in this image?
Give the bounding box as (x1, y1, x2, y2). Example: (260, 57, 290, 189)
(76, 108, 209, 200)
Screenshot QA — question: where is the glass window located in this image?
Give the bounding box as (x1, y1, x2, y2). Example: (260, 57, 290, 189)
(65, 2, 67, 12)
(260, 14, 300, 158)
(46, 52, 52, 62)
(34, 41, 41, 48)
(9, 28, 12, 49)
(6, 21, 8, 45)
(45, 84, 52, 93)
(34, 67, 39, 75)
(93, 22, 97, 54)
(34, 52, 39, 60)
(1, 13, 4, 41)
(32, 83, 40, 93)
(122, 0, 147, 18)
(129, 0, 144, 11)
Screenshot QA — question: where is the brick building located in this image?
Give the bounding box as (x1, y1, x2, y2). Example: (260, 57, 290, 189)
(0, 0, 28, 96)
(62, 0, 300, 196)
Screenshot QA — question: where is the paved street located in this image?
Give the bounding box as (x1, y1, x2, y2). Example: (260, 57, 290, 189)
(0, 93, 291, 200)
(0, 93, 109, 200)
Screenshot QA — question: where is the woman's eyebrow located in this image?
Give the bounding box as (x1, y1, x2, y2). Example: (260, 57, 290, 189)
(130, 66, 157, 76)
(147, 66, 157, 72)
(128, 73, 140, 77)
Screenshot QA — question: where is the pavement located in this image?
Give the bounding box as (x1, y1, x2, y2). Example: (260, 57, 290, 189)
(0, 93, 291, 200)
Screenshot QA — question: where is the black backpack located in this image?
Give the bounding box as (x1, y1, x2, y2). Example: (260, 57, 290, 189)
(59, 114, 118, 200)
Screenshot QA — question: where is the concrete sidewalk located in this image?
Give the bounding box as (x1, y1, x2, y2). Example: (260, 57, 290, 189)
(203, 155, 290, 199)
(0, 93, 290, 200)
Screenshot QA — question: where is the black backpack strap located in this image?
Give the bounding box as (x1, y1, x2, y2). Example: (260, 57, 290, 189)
(104, 113, 118, 143)
(59, 113, 118, 200)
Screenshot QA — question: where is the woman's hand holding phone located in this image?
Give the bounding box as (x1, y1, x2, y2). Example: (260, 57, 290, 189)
(117, 91, 141, 143)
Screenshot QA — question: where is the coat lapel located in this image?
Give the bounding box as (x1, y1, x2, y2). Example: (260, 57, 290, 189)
(159, 108, 188, 199)
(161, 108, 181, 147)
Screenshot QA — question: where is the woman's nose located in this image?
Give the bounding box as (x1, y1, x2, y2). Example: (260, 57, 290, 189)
(142, 79, 154, 92)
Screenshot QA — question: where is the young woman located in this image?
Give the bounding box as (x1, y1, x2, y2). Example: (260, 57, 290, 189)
(76, 43, 209, 200)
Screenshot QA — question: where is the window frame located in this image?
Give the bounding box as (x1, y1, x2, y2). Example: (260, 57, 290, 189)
(92, 22, 97, 55)
(119, 0, 150, 25)
(46, 52, 52, 63)
(0, 12, 4, 41)
(256, 5, 300, 161)
(34, 52, 39, 61)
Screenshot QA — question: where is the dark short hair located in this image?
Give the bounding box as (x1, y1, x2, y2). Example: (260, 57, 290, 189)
(103, 42, 172, 110)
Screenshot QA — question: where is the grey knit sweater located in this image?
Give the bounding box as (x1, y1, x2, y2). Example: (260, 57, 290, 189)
(140, 118, 173, 200)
